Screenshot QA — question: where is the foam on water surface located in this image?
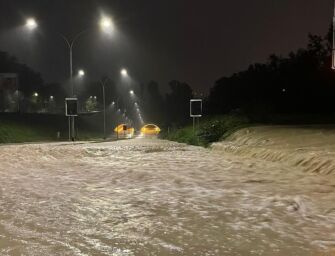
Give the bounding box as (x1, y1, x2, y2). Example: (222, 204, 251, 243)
(0, 138, 334, 255)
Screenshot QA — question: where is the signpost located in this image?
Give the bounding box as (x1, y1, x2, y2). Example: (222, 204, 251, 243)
(190, 99, 202, 131)
(65, 98, 78, 141)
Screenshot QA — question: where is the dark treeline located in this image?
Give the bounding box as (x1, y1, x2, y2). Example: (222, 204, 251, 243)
(140, 80, 193, 126)
(208, 28, 335, 120)
(0, 51, 45, 97)
(139, 27, 335, 127)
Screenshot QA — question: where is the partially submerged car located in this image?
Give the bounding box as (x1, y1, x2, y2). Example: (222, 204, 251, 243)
(114, 124, 135, 138)
(140, 124, 161, 136)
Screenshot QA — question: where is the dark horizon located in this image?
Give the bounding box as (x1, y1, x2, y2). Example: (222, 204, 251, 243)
(0, 0, 333, 93)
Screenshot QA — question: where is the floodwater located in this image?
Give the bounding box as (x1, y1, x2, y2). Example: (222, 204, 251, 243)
(0, 137, 335, 255)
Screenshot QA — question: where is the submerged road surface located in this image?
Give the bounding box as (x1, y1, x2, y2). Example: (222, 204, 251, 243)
(0, 138, 335, 255)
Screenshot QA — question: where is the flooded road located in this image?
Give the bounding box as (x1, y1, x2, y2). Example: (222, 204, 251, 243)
(0, 138, 335, 255)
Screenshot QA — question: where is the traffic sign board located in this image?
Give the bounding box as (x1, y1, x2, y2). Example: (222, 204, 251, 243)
(65, 98, 78, 116)
(190, 99, 202, 117)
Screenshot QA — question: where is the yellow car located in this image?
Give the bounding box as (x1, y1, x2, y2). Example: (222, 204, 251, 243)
(114, 124, 134, 138)
(140, 124, 161, 135)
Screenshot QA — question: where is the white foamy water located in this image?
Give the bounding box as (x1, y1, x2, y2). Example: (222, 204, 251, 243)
(0, 137, 335, 255)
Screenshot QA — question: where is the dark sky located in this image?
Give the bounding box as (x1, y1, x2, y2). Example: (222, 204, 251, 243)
(0, 0, 333, 93)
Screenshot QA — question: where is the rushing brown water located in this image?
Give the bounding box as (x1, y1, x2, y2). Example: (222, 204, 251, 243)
(0, 138, 335, 255)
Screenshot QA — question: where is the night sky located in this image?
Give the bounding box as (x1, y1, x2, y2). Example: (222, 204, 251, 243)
(0, 0, 333, 93)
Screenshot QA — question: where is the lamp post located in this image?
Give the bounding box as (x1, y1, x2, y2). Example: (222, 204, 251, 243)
(332, 0, 335, 69)
(23, 15, 114, 141)
(100, 77, 112, 140)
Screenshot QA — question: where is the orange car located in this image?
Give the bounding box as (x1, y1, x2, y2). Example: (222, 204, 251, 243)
(114, 124, 135, 138)
(140, 124, 161, 135)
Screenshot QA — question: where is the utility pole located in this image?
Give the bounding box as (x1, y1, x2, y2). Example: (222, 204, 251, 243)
(332, 0, 335, 69)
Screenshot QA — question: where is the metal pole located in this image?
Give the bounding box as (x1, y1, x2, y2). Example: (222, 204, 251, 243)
(60, 32, 87, 142)
(332, 0, 335, 69)
(116, 98, 119, 140)
(193, 117, 195, 132)
(68, 117, 71, 141)
(69, 46, 75, 141)
(102, 84, 106, 140)
(70, 47, 73, 95)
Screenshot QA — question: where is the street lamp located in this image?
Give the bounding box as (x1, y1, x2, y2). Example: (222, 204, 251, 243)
(25, 18, 38, 30)
(121, 68, 128, 77)
(129, 90, 134, 95)
(100, 16, 114, 33)
(22, 15, 114, 141)
(33, 92, 38, 97)
(78, 69, 85, 77)
(60, 15, 113, 141)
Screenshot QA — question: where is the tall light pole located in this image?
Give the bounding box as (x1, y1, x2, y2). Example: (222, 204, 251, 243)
(100, 77, 112, 140)
(24, 15, 114, 141)
(332, 0, 335, 69)
(59, 31, 88, 141)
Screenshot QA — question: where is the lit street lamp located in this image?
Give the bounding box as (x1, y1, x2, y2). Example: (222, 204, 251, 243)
(100, 16, 114, 34)
(58, 16, 113, 141)
(121, 68, 128, 77)
(22, 14, 115, 141)
(25, 18, 38, 30)
(78, 69, 85, 77)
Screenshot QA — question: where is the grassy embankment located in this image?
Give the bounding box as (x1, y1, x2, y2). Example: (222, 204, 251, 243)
(0, 114, 101, 144)
(160, 113, 335, 147)
(160, 114, 250, 147)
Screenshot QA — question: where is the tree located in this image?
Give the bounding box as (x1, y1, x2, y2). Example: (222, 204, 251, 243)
(165, 80, 193, 126)
(0, 51, 45, 98)
(142, 81, 164, 124)
(207, 27, 335, 119)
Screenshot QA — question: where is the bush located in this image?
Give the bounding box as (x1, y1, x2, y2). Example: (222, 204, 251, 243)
(161, 114, 250, 147)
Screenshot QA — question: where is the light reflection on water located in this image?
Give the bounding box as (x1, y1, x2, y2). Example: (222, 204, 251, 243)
(0, 138, 334, 255)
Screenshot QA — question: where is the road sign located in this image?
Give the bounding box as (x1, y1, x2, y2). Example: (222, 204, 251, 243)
(65, 98, 78, 116)
(190, 99, 202, 117)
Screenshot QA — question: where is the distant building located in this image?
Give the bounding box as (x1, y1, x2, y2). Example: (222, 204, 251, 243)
(0, 73, 19, 112)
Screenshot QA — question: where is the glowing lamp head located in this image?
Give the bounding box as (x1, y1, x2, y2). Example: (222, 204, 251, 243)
(121, 68, 128, 77)
(129, 90, 134, 95)
(100, 16, 114, 33)
(78, 70, 85, 77)
(33, 92, 38, 97)
(26, 18, 38, 30)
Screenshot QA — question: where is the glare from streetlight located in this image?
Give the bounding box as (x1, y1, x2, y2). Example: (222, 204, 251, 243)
(33, 92, 38, 97)
(78, 69, 85, 77)
(26, 18, 38, 30)
(121, 68, 128, 77)
(129, 90, 134, 95)
(50, 95, 54, 100)
(100, 16, 114, 33)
